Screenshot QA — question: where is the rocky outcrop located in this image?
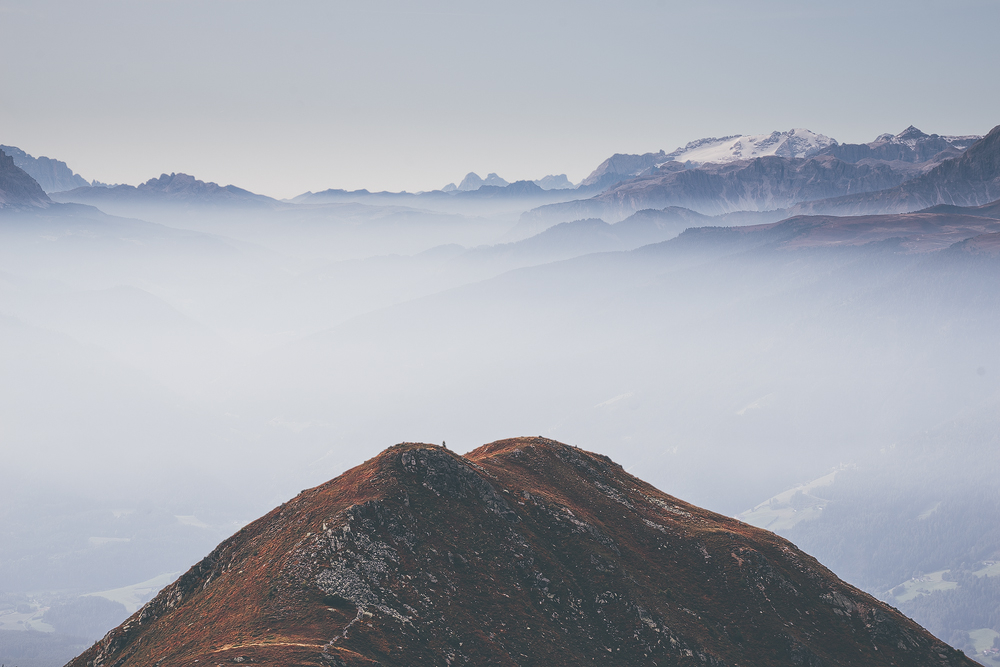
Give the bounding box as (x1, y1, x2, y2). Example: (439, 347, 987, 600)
(0, 145, 90, 193)
(0, 148, 51, 208)
(67, 438, 975, 667)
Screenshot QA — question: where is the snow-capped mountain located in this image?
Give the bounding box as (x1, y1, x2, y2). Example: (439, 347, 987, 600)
(663, 128, 836, 165)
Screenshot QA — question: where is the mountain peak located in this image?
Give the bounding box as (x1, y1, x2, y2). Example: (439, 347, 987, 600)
(457, 172, 510, 191)
(897, 124, 928, 139)
(69, 437, 974, 667)
(139, 172, 220, 193)
(532, 174, 574, 190)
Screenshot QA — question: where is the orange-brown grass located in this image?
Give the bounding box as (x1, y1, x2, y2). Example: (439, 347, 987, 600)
(69, 438, 975, 667)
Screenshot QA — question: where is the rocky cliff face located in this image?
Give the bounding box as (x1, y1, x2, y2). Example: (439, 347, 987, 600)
(0, 145, 90, 193)
(527, 154, 917, 223)
(68, 438, 974, 667)
(0, 148, 51, 208)
(817, 126, 980, 165)
(792, 125, 1000, 216)
(578, 151, 676, 191)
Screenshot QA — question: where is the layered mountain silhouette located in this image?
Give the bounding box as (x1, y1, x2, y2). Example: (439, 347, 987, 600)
(0, 144, 90, 193)
(442, 173, 574, 192)
(792, 124, 1000, 216)
(677, 209, 1000, 254)
(52, 172, 280, 208)
(70, 439, 973, 667)
(0, 148, 51, 208)
(526, 155, 916, 223)
(817, 126, 979, 165)
(527, 126, 987, 226)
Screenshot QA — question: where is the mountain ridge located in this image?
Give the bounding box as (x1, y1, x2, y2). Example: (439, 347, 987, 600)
(51, 172, 280, 208)
(789, 124, 1000, 216)
(69, 438, 974, 667)
(524, 154, 918, 225)
(0, 144, 90, 193)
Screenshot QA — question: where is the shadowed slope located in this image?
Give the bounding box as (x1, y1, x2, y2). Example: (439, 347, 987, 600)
(69, 439, 974, 667)
(0, 148, 51, 208)
(791, 125, 1000, 216)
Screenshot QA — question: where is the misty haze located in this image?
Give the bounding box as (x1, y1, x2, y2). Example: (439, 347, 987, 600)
(2, 1, 1000, 666)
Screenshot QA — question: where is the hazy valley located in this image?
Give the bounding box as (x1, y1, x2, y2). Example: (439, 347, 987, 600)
(3, 122, 1000, 666)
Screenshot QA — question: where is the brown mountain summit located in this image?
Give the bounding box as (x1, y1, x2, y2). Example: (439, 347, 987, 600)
(69, 439, 974, 667)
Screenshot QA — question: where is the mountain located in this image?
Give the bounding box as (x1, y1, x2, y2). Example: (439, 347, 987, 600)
(448, 207, 708, 278)
(452, 173, 572, 192)
(457, 172, 510, 191)
(0, 148, 51, 208)
(575, 129, 835, 196)
(525, 154, 917, 224)
(790, 125, 1000, 216)
(51, 172, 280, 208)
(663, 128, 836, 165)
(684, 208, 1000, 254)
(501, 205, 711, 250)
(289, 180, 586, 219)
(545, 127, 983, 229)
(577, 150, 671, 192)
(69, 438, 972, 667)
(818, 126, 981, 164)
(0, 145, 90, 193)
(737, 399, 1000, 662)
(454, 179, 546, 199)
(533, 174, 575, 190)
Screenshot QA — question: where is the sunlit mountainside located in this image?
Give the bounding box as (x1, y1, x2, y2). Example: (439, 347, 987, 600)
(67, 440, 973, 667)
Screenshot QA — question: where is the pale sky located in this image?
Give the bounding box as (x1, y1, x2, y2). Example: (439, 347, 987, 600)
(2, 0, 998, 199)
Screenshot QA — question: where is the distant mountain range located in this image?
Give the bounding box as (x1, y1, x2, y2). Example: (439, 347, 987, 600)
(15, 123, 998, 231)
(0, 144, 90, 193)
(67, 439, 973, 667)
(289, 179, 584, 218)
(524, 125, 993, 225)
(51, 172, 280, 208)
(576, 126, 980, 194)
(531, 154, 914, 222)
(442, 171, 575, 192)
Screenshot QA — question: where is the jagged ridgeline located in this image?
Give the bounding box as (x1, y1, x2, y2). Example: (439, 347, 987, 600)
(69, 439, 973, 667)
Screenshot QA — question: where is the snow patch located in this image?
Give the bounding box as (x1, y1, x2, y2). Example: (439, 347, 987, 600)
(663, 129, 836, 165)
